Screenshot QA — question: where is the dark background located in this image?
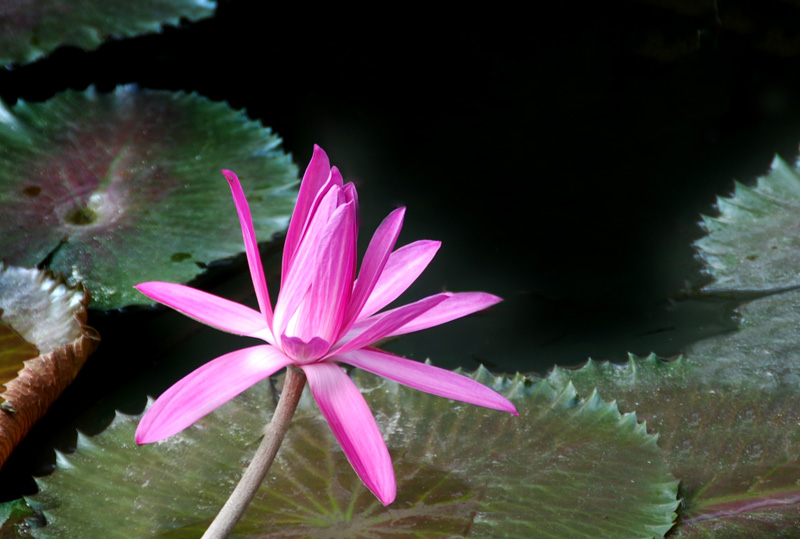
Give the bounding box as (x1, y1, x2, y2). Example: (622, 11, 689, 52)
(3, 0, 800, 498)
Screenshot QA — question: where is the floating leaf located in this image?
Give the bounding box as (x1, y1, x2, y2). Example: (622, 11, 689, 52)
(687, 287, 800, 387)
(0, 264, 98, 469)
(610, 150, 800, 533)
(0, 86, 298, 310)
(0, 0, 215, 66)
(549, 343, 800, 535)
(0, 322, 39, 386)
(0, 498, 35, 538)
(544, 151, 800, 534)
(694, 155, 800, 293)
(25, 368, 677, 538)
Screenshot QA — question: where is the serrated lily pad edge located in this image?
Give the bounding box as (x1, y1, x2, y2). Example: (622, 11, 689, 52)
(0, 265, 100, 468)
(23, 365, 680, 538)
(0, 85, 299, 311)
(3, 0, 217, 67)
(694, 155, 800, 294)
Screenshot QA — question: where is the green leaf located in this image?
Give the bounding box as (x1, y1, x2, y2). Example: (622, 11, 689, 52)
(0, 498, 35, 538)
(0, 86, 298, 310)
(0, 264, 98, 469)
(25, 368, 678, 538)
(0, 0, 215, 66)
(686, 287, 800, 387)
(543, 151, 800, 535)
(548, 346, 800, 536)
(630, 150, 800, 534)
(694, 156, 800, 293)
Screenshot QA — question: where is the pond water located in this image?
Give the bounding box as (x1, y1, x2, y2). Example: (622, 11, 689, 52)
(2, 1, 800, 508)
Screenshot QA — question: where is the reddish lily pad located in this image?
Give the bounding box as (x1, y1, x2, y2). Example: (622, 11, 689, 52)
(24, 368, 678, 538)
(0, 86, 298, 310)
(0, 322, 39, 386)
(0, 264, 98, 469)
(0, 0, 215, 66)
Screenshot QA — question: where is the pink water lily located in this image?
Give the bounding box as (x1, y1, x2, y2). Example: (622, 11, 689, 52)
(135, 145, 517, 505)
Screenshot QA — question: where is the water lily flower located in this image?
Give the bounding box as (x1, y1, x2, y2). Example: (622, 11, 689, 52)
(135, 145, 517, 505)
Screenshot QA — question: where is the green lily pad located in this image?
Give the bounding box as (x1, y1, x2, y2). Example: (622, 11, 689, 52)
(0, 86, 298, 310)
(549, 329, 800, 536)
(25, 368, 678, 538)
(0, 264, 98, 469)
(544, 150, 800, 535)
(687, 287, 800, 388)
(694, 155, 800, 293)
(0, 0, 215, 66)
(0, 498, 35, 538)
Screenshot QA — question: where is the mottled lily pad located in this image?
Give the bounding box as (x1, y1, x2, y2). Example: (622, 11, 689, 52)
(548, 349, 800, 537)
(694, 155, 800, 293)
(0, 86, 298, 310)
(25, 368, 678, 538)
(546, 150, 800, 535)
(0, 0, 215, 66)
(0, 264, 98, 469)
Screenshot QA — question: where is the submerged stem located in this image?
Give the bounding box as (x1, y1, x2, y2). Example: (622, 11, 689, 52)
(203, 366, 307, 538)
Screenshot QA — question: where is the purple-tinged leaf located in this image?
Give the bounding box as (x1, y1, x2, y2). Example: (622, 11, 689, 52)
(0, 86, 297, 310)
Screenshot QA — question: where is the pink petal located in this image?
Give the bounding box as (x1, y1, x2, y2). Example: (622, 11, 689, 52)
(340, 178, 359, 227)
(300, 202, 356, 342)
(283, 163, 345, 277)
(274, 185, 341, 336)
(357, 240, 441, 320)
(280, 335, 330, 363)
(339, 348, 518, 415)
(136, 345, 293, 443)
(135, 282, 273, 342)
(284, 144, 331, 253)
(387, 292, 502, 337)
(222, 170, 274, 326)
(330, 167, 345, 191)
(276, 198, 356, 344)
(331, 293, 450, 356)
(340, 180, 359, 269)
(301, 362, 396, 504)
(342, 207, 405, 333)
(283, 145, 331, 271)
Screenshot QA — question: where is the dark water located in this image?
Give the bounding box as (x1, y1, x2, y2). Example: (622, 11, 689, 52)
(3, 1, 800, 500)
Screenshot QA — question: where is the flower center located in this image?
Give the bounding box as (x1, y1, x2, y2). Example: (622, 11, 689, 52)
(280, 334, 330, 364)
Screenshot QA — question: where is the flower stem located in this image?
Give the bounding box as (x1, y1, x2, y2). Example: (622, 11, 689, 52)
(202, 366, 307, 538)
